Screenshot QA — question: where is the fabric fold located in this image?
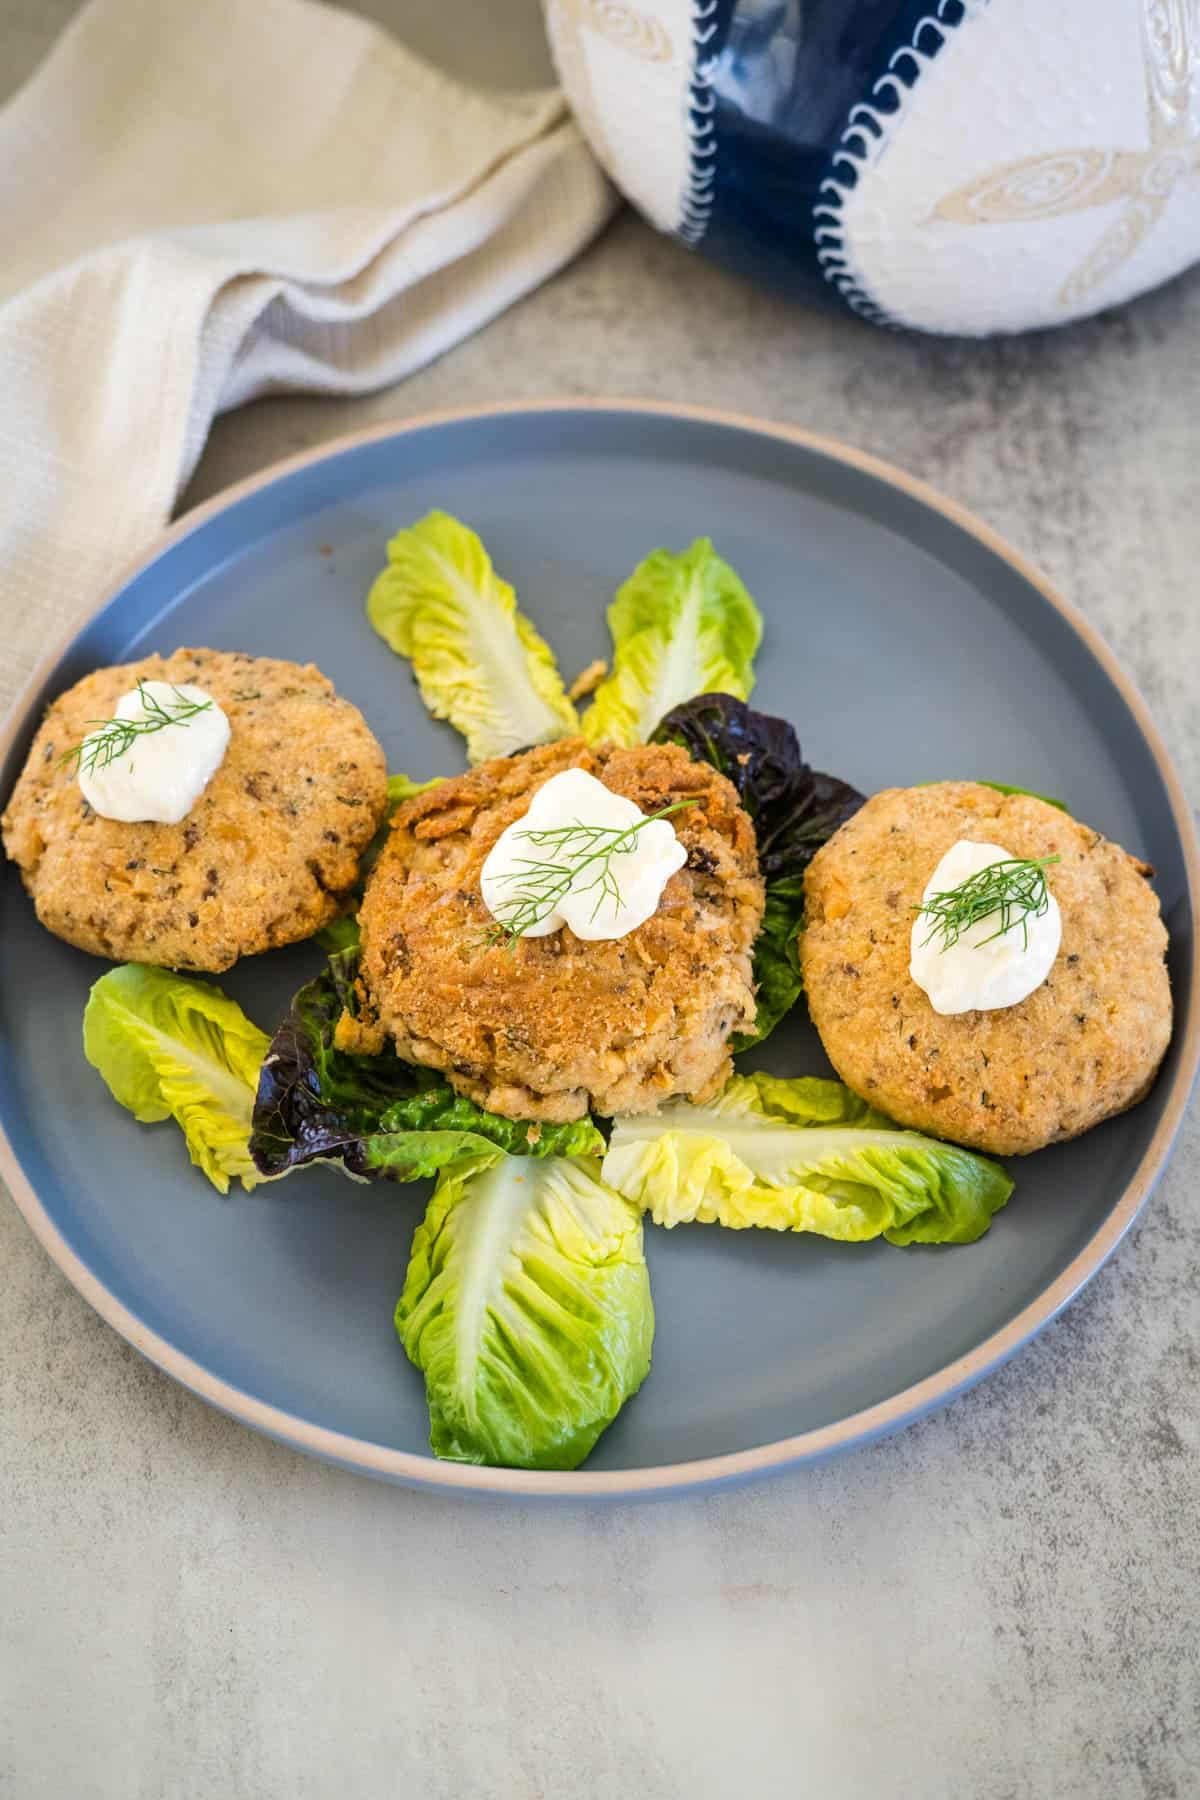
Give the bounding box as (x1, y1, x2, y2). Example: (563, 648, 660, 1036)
(0, 0, 615, 715)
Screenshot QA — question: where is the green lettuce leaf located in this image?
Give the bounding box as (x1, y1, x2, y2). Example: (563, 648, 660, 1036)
(742, 875, 806, 1050)
(396, 1152, 654, 1469)
(315, 914, 362, 955)
(581, 540, 763, 747)
(366, 512, 578, 763)
(249, 956, 604, 1182)
(721, 1071, 894, 1129)
(386, 770, 443, 809)
(603, 1073, 1013, 1246)
(83, 964, 270, 1194)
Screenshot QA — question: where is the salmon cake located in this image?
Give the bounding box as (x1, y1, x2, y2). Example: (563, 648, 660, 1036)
(2, 648, 388, 971)
(344, 737, 766, 1121)
(801, 782, 1172, 1155)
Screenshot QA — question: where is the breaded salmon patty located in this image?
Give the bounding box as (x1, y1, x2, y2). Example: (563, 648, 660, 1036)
(801, 782, 1172, 1155)
(344, 738, 766, 1121)
(2, 649, 388, 971)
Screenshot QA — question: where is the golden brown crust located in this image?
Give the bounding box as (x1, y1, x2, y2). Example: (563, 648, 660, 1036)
(2, 648, 388, 971)
(801, 782, 1172, 1155)
(354, 737, 765, 1121)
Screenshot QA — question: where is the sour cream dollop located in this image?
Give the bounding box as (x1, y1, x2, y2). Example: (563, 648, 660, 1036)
(480, 766, 688, 942)
(909, 838, 1061, 1016)
(79, 682, 230, 824)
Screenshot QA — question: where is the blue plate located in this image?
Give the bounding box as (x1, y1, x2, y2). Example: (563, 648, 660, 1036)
(2, 402, 1196, 1496)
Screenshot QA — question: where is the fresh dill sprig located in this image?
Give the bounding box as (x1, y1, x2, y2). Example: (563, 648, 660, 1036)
(914, 855, 1060, 954)
(60, 682, 213, 777)
(485, 799, 698, 947)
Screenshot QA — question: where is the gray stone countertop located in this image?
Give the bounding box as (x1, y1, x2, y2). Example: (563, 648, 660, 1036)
(2, 4, 1198, 1797)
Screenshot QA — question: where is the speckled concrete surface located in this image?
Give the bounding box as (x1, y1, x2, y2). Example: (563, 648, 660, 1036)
(3, 5, 1199, 1797)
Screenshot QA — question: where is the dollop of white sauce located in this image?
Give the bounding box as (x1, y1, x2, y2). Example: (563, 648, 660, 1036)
(909, 838, 1061, 1016)
(78, 682, 230, 824)
(481, 766, 688, 942)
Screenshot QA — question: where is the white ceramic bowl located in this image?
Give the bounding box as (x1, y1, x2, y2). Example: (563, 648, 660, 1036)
(544, 0, 1200, 335)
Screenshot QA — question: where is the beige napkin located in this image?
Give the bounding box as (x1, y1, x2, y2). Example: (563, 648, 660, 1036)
(0, 0, 614, 715)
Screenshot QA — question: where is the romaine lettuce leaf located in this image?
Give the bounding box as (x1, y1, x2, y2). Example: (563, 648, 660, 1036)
(386, 770, 443, 808)
(314, 914, 361, 955)
(367, 511, 578, 763)
(711, 1071, 893, 1129)
(249, 957, 604, 1182)
(744, 876, 807, 1050)
(83, 964, 270, 1194)
(580, 540, 763, 747)
(603, 1073, 1012, 1245)
(396, 1152, 654, 1469)
(652, 693, 865, 1047)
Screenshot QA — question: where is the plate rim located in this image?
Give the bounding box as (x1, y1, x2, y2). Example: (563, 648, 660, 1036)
(3, 396, 1197, 1497)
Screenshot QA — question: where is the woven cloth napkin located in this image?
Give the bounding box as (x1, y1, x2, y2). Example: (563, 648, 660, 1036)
(0, 0, 614, 715)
